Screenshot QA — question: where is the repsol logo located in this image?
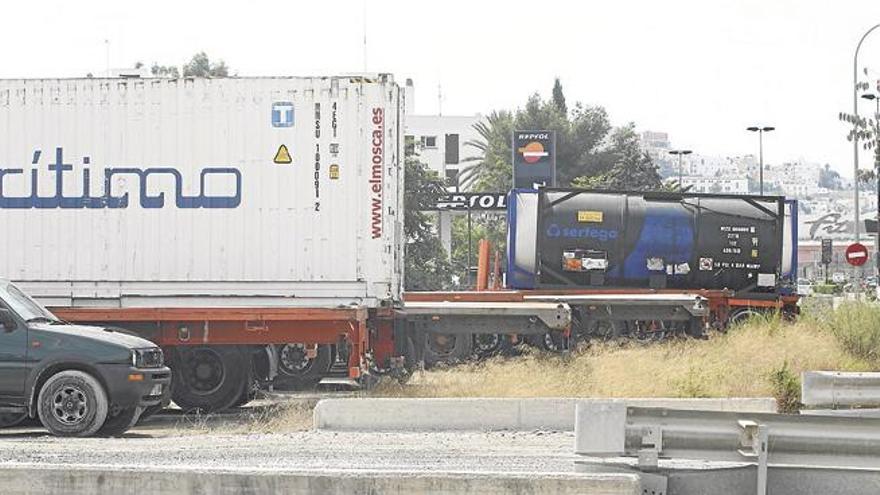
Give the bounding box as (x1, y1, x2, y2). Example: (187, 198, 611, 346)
(0, 148, 241, 209)
(517, 132, 550, 140)
(545, 223, 619, 242)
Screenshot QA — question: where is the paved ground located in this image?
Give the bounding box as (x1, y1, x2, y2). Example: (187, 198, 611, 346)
(0, 401, 578, 475)
(0, 429, 576, 474)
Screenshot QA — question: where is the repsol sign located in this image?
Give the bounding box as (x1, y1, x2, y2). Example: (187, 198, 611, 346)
(430, 193, 507, 211)
(0, 148, 241, 209)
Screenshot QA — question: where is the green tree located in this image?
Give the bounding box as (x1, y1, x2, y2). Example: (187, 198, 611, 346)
(459, 111, 515, 191)
(183, 52, 229, 78)
(150, 63, 180, 78)
(570, 124, 663, 191)
(840, 78, 880, 189)
(149, 52, 230, 79)
(559, 103, 612, 185)
(818, 164, 842, 190)
(460, 79, 656, 192)
(449, 213, 507, 287)
(552, 77, 567, 116)
(404, 156, 453, 290)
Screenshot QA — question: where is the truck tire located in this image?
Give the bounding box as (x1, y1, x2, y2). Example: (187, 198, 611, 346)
(171, 346, 247, 413)
(423, 332, 472, 368)
(37, 370, 109, 437)
(233, 386, 258, 408)
(473, 334, 513, 358)
(0, 412, 27, 428)
(274, 344, 333, 390)
(97, 406, 142, 437)
(528, 332, 567, 352)
(728, 308, 763, 327)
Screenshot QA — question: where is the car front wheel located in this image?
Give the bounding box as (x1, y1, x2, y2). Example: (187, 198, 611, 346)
(37, 370, 109, 437)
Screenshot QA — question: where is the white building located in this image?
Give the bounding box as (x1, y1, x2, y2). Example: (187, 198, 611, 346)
(405, 114, 483, 189)
(403, 80, 485, 258)
(679, 176, 749, 194)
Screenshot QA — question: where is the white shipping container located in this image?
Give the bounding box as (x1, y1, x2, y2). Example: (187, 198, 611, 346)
(0, 75, 405, 308)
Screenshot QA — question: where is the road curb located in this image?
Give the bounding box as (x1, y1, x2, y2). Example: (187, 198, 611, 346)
(0, 465, 641, 495)
(314, 397, 777, 431)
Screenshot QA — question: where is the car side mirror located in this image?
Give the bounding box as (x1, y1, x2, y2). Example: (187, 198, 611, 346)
(0, 309, 16, 332)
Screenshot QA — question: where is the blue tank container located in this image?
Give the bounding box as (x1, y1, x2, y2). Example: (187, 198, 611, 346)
(507, 189, 797, 294)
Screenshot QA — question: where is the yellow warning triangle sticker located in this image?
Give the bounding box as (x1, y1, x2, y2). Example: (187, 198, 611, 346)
(273, 144, 292, 164)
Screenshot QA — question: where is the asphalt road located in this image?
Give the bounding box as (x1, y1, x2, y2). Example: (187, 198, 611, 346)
(0, 425, 576, 475)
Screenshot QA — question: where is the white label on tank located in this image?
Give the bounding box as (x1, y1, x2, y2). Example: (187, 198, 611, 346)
(646, 257, 664, 271)
(757, 273, 776, 287)
(582, 258, 608, 270)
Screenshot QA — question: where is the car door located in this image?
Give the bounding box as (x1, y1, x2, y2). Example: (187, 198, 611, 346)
(0, 302, 28, 406)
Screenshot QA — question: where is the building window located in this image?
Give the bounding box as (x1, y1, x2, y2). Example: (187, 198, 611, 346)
(445, 133, 460, 164)
(445, 168, 460, 189)
(421, 136, 437, 149)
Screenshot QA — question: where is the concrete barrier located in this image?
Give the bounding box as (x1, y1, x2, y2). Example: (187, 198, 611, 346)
(313, 397, 777, 431)
(0, 465, 641, 495)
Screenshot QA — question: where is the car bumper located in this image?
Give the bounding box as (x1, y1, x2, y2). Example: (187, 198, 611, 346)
(97, 364, 172, 409)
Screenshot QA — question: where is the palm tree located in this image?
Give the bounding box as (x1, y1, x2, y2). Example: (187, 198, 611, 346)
(458, 111, 514, 191)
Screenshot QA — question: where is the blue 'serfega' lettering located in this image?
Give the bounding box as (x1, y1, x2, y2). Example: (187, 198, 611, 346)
(0, 147, 242, 209)
(545, 223, 619, 242)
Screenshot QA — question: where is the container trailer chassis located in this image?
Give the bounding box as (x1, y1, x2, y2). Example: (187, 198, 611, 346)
(48, 288, 796, 411)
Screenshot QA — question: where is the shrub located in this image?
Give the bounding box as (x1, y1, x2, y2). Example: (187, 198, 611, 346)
(824, 302, 880, 363)
(768, 361, 801, 413)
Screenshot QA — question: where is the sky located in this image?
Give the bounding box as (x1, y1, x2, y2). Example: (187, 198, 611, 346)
(3, 0, 880, 177)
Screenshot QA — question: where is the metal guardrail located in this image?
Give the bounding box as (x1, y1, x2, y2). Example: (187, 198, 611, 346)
(574, 403, 880, 469)
(801, 371, 880, 408)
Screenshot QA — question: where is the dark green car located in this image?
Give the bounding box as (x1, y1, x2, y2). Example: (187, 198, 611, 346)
(0, 280, 171, 437)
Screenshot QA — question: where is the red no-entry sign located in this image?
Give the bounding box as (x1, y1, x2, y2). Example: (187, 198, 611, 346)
(845, 242, 869, 266)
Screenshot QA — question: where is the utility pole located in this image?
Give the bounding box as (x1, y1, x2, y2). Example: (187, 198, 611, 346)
(861, 91, 880, 279)
(746, 126, 775, 195)
(362, 0, 368, 72)
(669, 149, 692, 189)
(104, 39, 110, 77)
(850, 23, 880, 292)
(852, 24, 880, 244)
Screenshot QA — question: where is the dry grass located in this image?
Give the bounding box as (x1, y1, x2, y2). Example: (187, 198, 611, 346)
(171, 400, 313, 435)
(172, 302, 880, 432)
(375, 308, 876, 400)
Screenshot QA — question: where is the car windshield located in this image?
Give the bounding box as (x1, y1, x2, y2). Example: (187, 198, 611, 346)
(0, 282, 59, 323)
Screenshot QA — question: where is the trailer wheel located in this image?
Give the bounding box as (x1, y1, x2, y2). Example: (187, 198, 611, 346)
(528, 331, 567, 352)
(171, 346, 247, 413)
(423, 332, 472, 367)
(473, 334, 513, 358)
(728, 308, 763, 327)
(588, 320, 618, 340)
(274, 344, 333, 390)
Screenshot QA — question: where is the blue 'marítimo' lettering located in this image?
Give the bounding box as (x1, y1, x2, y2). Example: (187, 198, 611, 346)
(0, 147, 241, 209)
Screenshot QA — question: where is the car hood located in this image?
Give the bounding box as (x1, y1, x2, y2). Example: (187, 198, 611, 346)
(28, 323, 156, 349)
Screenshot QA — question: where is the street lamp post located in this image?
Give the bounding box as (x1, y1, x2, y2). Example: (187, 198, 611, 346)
(852, 23, 880, 245)
(669, 149, 692, 189)
(746, 126, 774, 195)
(861, 92, 880, 277)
